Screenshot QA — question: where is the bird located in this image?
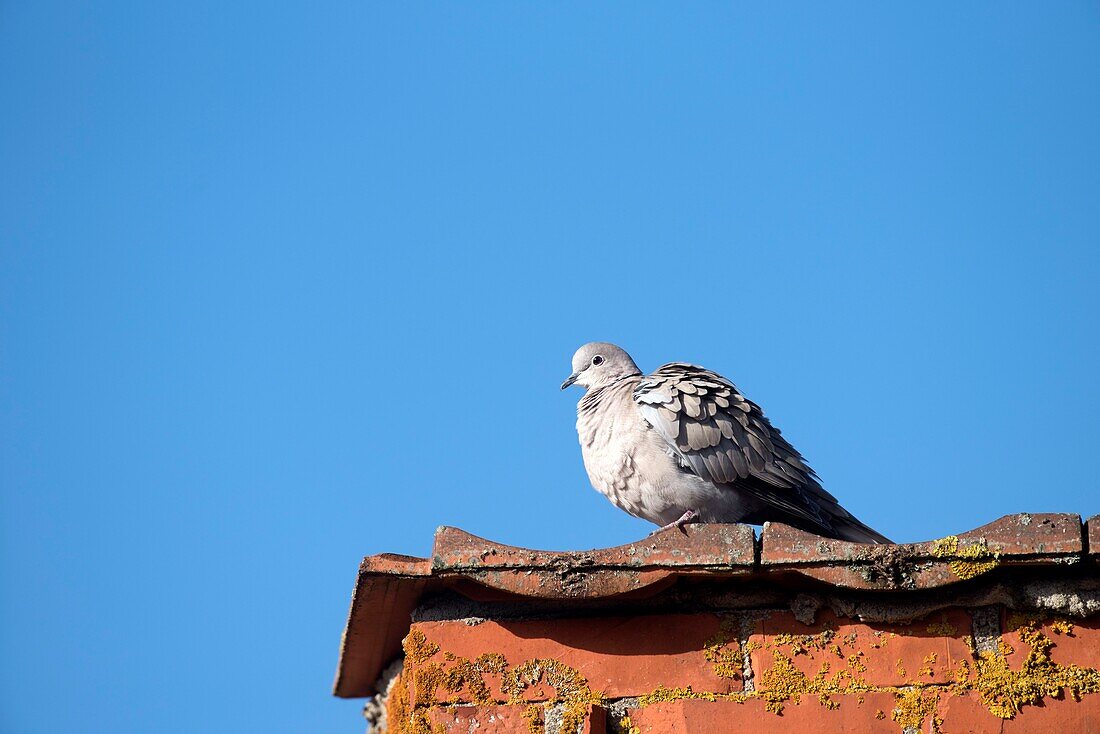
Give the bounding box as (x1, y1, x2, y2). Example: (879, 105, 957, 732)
(561, 342, 891, 543)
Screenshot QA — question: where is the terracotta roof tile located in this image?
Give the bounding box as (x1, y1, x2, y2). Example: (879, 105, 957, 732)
(333, 513, 1093, 698)
(431, 523, 755, 598)
(760, 513, 1083, 590)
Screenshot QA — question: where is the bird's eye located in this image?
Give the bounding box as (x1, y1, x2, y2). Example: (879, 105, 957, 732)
(592, 355, 604, 366)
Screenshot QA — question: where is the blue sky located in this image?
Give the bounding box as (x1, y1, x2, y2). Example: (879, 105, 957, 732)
(2, 3, 1098, 732)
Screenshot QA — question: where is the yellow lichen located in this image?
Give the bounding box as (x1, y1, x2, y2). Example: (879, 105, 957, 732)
(476, 652, 508, 673)
(757, 655, 809, 713)
(638, 685, 721, 706)
(412, 662, 446, 705)
(952, 659, 971, 687)
(619, 714, 641, 734)
(441, 657, 495, 704)
(1052, 619, 1075, 635)
(773, 626, 837, 658)
(1005, 611, 1037, 632)
(395, 635, 613, 734)
(963, 619, 1100, 719)
(385, 671, 411, 733)
(892, 688, 942, 733)
(521, 704, 542, 734)
(926, 615, 958, 636)
(392, 612, 1100, 734)
(385, 671, 446, 734)
(917, 652, 938, 679)
(1008, 613, 1077, 638)
(410, 650, 514, 709)
(773, 634, 808, 656)
(402, 628, 440, 665)
(696, 613, 1097, 731)
(755, 653, 868, 714)
(502, 658, 603, 734)
(931, 535, 1000, 579)
(703, 621, 743, 680)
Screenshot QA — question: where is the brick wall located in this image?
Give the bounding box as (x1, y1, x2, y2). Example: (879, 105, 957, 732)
(335, 514, 1100, 733)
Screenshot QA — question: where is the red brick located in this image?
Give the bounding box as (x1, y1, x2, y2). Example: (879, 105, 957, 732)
(337, 516, 1091, 698)
(627, 694, 901, 733)
(938, 690, 1100, 733)
(625, 689, 1100, 734)
(1003, 613, 1100, 671)
(406, 614, 741, 704)
(749, 609, 972, 687)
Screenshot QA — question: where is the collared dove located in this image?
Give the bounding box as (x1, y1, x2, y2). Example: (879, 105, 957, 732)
(561, 342, 891, 543)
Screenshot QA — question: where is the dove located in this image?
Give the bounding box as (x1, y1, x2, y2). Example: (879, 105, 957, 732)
(561, 342, 891, 543)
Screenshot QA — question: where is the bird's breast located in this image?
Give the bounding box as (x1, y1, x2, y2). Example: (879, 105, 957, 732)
(575, 398, 649, 502)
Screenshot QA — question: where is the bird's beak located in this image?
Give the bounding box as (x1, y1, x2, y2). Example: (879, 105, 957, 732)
(560, 371, 579, 390)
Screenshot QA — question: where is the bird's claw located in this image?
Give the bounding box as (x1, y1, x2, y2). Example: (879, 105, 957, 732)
(651, 510, 700, 536)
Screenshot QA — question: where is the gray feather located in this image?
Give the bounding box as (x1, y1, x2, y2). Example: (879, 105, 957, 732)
(629, 360, 891, 543)
(566, 342, 891, 544)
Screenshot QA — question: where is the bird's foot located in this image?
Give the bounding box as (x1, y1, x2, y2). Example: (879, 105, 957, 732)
(651, 510, 699, 536)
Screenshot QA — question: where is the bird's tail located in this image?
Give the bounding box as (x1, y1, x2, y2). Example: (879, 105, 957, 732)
(832, 515, 893, 544)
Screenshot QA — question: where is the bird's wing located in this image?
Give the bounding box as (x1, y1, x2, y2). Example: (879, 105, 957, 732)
(633, 362, 838, 532)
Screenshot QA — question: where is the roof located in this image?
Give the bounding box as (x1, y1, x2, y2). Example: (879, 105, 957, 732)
(333, 512, 1096, 698)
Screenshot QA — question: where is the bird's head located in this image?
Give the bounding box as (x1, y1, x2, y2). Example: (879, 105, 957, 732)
(561, 342, 641, 391)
